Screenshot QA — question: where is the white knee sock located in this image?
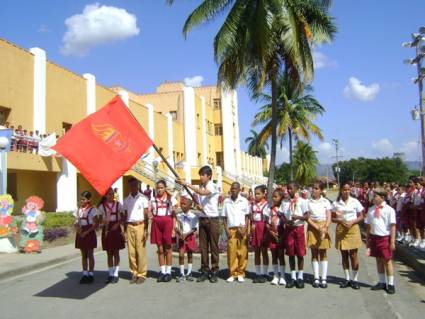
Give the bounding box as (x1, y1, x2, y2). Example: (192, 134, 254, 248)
(180, 265, 185, 275)
(320, 261, 328, 281)
(160, 265, 166, 274)
(279, 266, 286, 277)
(255, 265, 261, 275)
(297, 270, 304, 280)
(165, 265, 172, 274)
(108, 267, 114, 276)
(263, 265, 269, 276)
(387, 275, 394, 285)
(312, 261, 319, 279)
(378, 273, 386, 283)
(83, 270, 88, 276)
(89, 272, 94, 277)
(291, 270, 297, 280)
(273, 264, 279, 277)
(344, 269, 350, 280)
(352, 270, 358, 282)
(113, 266, 119, 277)
(187, 263, 193, 275)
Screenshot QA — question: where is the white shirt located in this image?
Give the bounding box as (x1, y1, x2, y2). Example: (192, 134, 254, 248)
(176, 210, 199, 234)
(365, 202, 396, 236)
(223, 195, 249, 227)
(74, 206, 98, 226)
(414, 188, 424, 206)
(308, 196, 331, 222)
(332, 197, 364, 222)
(98, 202, 123, 223)
(124, 193, 149, 222)
(150, 194, 177, 216)
(250, 200, 270, 222)
(396, 192, 406, 212)
(281, 197, 309, 226)
(199, 181, 220, 217)
(268, 206, 282, 227)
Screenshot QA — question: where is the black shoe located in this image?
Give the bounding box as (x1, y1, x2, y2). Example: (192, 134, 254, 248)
(209, 272, 218, 283)
(253, 275, 260, 283)
(320, 281, 328, 289)
(296, 279, 304, 289)
(106, 276, 113, 283)
(186, 274, 194, 282)
(371, 283, 386, 291)
(312, 280, 320, 288)
(258, 275, 266, 283)
(79, 275, 89, 284)
(351, 281, 360, 290)
(87, 275, 94, 284)
(130, 276, 137, 284)
(157, 273, 165, 283)
(163, 274, 172, 282)
(286, 279, 295, 288)
(111, 276, 119, 284)
(197, 272, 209, 282)
(339, 280, 351, 288)
(386, 285, 395, 295)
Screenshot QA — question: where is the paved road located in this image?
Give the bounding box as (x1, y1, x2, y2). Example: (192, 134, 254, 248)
(1, 235, 425, 319)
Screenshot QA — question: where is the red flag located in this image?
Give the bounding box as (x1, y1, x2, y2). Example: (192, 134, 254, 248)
(52, 96, 153, 195)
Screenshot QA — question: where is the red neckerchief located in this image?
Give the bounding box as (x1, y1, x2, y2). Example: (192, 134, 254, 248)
(104, 201, 116, 222)
(80, 204, 92, 218)
(374, 204, 383, 218)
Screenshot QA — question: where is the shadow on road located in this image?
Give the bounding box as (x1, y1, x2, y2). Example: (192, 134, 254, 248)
(398, 268, 425, 287)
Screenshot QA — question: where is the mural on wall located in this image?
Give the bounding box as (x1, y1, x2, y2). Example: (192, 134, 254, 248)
(19, 196, 45, 253)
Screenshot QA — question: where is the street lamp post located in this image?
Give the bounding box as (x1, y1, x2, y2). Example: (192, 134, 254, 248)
(332, 139, 342, 187)
(0, 136, 10, 194)
(404, 28, 425, 175)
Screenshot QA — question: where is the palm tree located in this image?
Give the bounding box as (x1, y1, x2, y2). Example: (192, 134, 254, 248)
(252, 75, 325, 180)
(245, 129, 269, 158)
(293, 140, 318, 186)
(167, 0, 336, 200)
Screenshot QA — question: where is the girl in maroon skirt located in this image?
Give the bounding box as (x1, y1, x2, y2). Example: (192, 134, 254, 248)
(99, 188, 125, 284)
(150, 180, 177, 283)
(267, 189, 286, 286)
(74, 191, 98, 284)
(250, 185, 270, 283)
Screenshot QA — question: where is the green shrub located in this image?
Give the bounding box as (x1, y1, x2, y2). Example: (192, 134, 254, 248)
(44, 212, 75, 230)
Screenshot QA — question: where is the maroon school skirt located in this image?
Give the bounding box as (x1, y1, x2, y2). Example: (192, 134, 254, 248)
(402, 207, 416, 228)
(101, 222, 125, 251)
(251, 221, 269, 248)
(284, 225, 306, 257)
(269, 225, 284, 250)
(178, 233, 197, 253)
(151, 215, 173, 245)
(75, 225, 97, 250)
(369, 235, 392, 261)
(417, 207, 425, 229)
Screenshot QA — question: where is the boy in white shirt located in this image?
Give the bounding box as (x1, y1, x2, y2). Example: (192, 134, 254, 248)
(365, 188, 396, 295)
(223, 182, 250, 283)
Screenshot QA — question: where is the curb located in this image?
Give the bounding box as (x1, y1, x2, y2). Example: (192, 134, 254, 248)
(394, 245, 425, 282)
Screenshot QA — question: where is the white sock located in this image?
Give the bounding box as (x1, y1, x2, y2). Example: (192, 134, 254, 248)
(291, 270, 297, 280)
(113, 266, 119, 277)
(279, 266, 286, 277)
(273, 264, 279, 277)
(344, 269, 350, 280)
(263, 265, 269, 276)
(83, 271, 88, 276)
(255, 265, 261, 276)
(312, 260, 319, 279)
(89, 272, 94, 277)
(352, 270, 358, 282)
(388, 275, 394, 285)
(160, 265, 166, 274)
(297, 270, 304, 280)
(320, 261, 328, 281)
(180, 265, 185, 275)
(187, 263, 193, 275)
(108, 267, 114, 276)
(378, 273, 386, 283)
(166, 265, 172, 274)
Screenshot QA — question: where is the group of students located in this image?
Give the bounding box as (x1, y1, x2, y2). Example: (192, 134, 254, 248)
(73, 165, 397, 295)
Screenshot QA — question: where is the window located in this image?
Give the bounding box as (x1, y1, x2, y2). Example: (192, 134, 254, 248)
(196, 114, 200, 129)
(216, 152, 223, 168)
(0, 106, 11, 126)
(214, 124, 223, 136)
(62, 122, 72, 135)
(213, 98, 222, 109)
(170, 111, 177, 121)
(7, 172, 17, 200)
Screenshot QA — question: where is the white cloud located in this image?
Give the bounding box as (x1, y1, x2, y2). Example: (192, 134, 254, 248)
(184, 76, 204, 87)
(343, 77, 380, 101)
(61, 3, 140, 56)
(372, 138, 394, 157)
(316, 142, 334, 163)
(399, 140, 420, 161)
(276, 146, 289, 164)
(313, 51, 337, 69)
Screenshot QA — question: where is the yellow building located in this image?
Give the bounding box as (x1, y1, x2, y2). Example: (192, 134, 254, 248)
(0, 38, 268, 213)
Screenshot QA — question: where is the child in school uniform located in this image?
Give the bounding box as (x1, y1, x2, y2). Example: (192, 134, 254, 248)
(74, 191, 98, 284)
(267, 189, 286, 286)
(250, 185, 270, 283)
(281, 183, 309, 289)
(402, 178, 417, 246)
(307, 183, 332, 288)
(223, 182, 250, 283)
(98, 188, 125, 284)
(150, 180, 177, 283)
(175, 195, 199, 282)
(366, 188, 396, 294)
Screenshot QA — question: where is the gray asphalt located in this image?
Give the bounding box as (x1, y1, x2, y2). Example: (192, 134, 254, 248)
(1, 234, 425, 319)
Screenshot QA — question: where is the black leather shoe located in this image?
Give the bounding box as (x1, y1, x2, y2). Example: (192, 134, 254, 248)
(157, 274, 165, 283)
(351, 281, 360, 290)
(296, 279, 304, 289)
(258, 275, 266, 283)
(339, 280, 351, 288)
(106, 276, 113, 283)
(320, 281, 328, 288)
(112, 276, 119, 284)
(209, 272, 218, 283)
(163, 274, 172, 282)
(79, 275, 89, 284)
(312, 280, 320, 288)
(197, 272, 209, 282)
(371, 283, 386, 291)
(386, 285, 395, 295)
(87, 276, 94, 284)
(286, 279, 295, 288)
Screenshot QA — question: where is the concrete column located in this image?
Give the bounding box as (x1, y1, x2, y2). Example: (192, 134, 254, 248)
(183, 87, 197, 166)
(145, 103, 155, 159)
(232, 91, 242, 176)
(56, 159, 77, 212)
(165, 113, 175, 186)
(184, 162, 192, 184)
(30, 47, 46, 134)
(220, 88, 236, 174)
(200, 96, 207, 165)
(83, 73, 96, 115)
(216, 166, 223, 194)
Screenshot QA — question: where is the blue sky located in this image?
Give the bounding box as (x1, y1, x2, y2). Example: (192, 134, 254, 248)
(1, 0, 425, 164)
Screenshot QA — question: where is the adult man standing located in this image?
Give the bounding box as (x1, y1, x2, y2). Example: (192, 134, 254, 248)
(124, 178, 149, 284)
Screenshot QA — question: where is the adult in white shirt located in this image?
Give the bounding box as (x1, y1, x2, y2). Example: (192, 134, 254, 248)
(365, 188, 396, 294)
(123, 178, 149, 284)
(331, 183, 364, 290)
(176, 165, 220, 283)
(223, 182, 249, 283)
(307, 183, 331, 288)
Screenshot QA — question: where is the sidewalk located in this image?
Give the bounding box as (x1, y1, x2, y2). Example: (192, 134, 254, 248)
(395, 244, 425, 281)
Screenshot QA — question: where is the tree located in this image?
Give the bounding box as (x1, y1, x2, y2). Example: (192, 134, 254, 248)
(293, 141, 318, 186)
(275, 162, 291, 184)
(245, 129, 269, 158)
(252, 75, 325, 181)
(167, 0, 336, 200)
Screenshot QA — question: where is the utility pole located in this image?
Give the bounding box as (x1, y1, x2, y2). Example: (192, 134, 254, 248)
(332, 139, 342, 187)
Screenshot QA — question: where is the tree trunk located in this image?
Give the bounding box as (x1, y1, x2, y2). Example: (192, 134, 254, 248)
(288, 128, 293, 181)
(267, 63, 279, 203)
